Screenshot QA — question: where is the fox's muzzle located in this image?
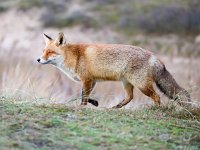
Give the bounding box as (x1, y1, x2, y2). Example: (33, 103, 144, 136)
(37, 58, 51, 64)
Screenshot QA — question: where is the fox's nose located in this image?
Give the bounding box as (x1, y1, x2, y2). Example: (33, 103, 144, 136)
(37, 58, 41, 63)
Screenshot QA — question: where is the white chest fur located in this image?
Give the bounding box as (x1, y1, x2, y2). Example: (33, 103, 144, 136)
(56, 65, 81, 82)
(51, 56, 81, 82)
(52, 55, 80, 81)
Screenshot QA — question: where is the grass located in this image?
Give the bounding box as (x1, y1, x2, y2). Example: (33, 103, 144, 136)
(0, 99, 200, 150)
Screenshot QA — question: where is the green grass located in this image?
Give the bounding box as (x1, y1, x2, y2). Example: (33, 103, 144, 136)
(0, 100, 200, 150)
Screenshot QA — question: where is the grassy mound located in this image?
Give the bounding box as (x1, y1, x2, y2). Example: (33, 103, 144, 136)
(0, 100, 200, 150)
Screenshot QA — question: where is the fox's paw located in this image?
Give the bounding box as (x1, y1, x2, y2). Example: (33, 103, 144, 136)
(75, 104, 88, 110)
(80, 102, 87, 105)
(112, 104, 123, 109)
(88, 99, 99, 107)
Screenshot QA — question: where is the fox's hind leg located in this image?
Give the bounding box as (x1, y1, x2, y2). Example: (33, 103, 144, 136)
(139, 84, 161, 106)
(113, 81, 134, 108)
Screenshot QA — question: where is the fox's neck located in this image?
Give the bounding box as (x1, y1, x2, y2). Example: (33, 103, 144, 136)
(61, 46, 79, 69)
(53, 55, 80, 81)
(51, 54, 75, 73)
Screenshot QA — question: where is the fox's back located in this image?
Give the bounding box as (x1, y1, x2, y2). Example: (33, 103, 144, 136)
(83, 44, 153, 80)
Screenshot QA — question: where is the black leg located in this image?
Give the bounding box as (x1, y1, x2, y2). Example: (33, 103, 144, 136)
(81, 81, 98, 107)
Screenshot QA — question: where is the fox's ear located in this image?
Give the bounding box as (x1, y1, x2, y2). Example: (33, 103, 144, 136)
(43, 33, 52, 44)
(55, 32, 66, 46)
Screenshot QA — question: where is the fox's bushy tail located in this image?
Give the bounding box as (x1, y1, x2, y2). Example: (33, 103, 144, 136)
(154, 64, 191, 106)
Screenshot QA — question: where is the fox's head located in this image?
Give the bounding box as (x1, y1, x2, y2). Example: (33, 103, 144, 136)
(37, 32, 66, 65)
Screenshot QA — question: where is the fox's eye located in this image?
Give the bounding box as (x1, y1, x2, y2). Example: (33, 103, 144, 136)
(48, 51, 55, 54)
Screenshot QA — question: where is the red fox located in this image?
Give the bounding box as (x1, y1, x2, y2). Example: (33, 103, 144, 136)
(37, 32, 190, 108)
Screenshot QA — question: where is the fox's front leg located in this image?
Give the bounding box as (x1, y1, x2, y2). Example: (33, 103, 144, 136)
(81, 79, 98, 106)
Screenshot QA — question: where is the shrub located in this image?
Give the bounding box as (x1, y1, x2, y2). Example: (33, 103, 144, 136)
(17, 0, 68, 12)
(137, 6, 200, 34)
(17, 0, 44, 11)
(0, 6, 8, 13)
(41, 9, 98, 28)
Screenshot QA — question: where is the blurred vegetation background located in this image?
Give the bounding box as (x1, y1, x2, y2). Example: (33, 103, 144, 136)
(12, 1, 200, 32)
(1, 0, 200, 34)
